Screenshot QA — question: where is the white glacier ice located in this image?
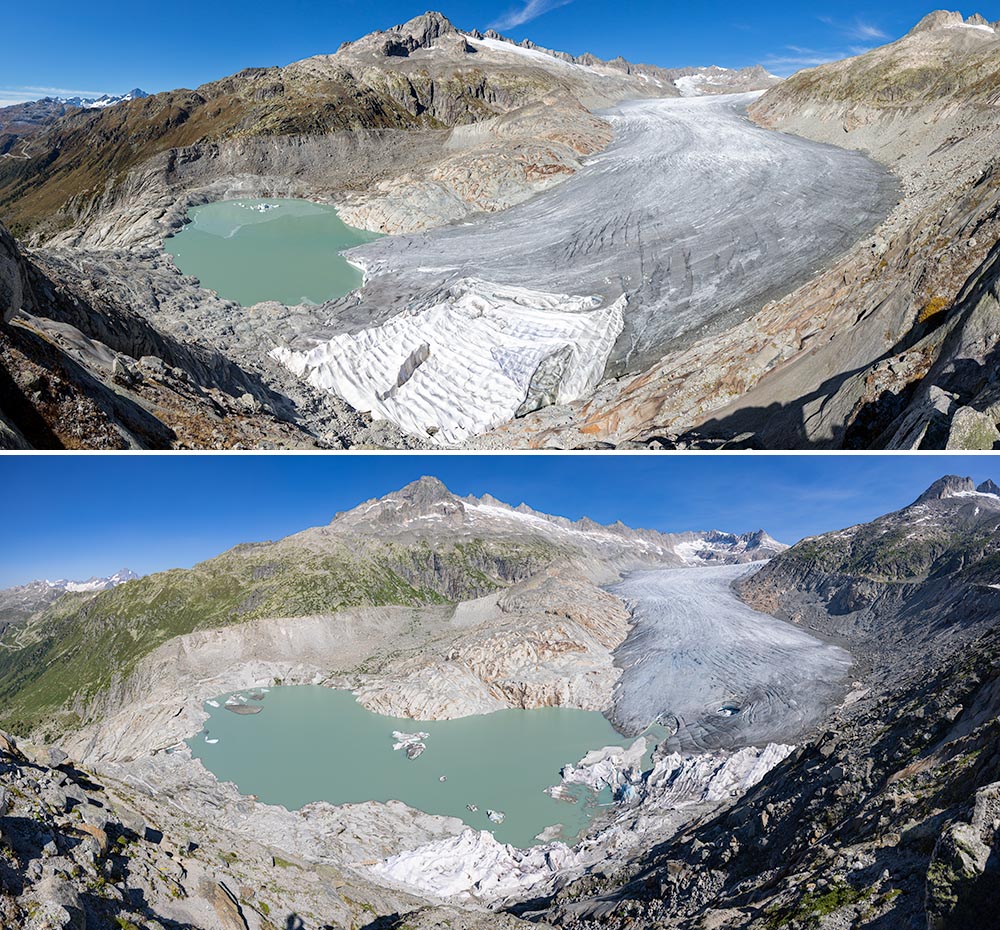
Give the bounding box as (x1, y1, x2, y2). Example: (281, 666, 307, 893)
(271, 278, 625, 445)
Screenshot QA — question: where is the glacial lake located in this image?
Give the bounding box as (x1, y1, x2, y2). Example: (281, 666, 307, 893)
(164, 199, 381, 307)
(188, 686, 635, 848)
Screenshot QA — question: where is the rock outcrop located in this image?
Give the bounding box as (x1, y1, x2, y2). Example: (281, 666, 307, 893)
(0, 222, 32, 324)
(0, 727, 442, 930)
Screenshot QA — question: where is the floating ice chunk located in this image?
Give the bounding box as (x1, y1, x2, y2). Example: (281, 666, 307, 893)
(392, 731, 430, 759)
(560, 737, 647, 791)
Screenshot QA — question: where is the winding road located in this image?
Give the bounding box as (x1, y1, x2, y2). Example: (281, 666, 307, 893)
(609, 564, 852, 749)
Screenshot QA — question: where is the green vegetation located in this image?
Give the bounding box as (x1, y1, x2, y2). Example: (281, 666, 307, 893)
(765, 882, 873, 928)
(0, 534, 563, 737)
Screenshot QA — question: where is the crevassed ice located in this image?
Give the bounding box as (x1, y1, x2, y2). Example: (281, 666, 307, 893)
(272, 278, 626, 445)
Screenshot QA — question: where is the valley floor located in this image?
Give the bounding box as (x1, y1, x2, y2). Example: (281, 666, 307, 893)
(42, 564, 852, 912)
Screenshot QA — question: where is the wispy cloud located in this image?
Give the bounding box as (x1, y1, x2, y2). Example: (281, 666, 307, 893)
(761, 15, 889, 77)
(0, 85, 111, 106)
(850, 21, 888, 40)
(820, 16, 888, 41)
(490, 0, 573, 31)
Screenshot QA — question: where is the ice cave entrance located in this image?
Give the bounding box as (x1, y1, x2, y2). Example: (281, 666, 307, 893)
(189, 685, 645, 848)
(164, 199, 381, 307)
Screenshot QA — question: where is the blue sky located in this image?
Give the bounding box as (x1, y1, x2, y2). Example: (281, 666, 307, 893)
(1, 2, 994, 106)
(0, 454, 994, 587)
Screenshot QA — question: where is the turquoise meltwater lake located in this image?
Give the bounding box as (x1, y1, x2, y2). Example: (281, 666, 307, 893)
(188, 686, 635, 848)
(164, 199, 381, 307)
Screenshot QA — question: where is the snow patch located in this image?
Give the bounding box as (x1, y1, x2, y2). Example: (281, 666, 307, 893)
(945, 22, 995, 34)
(465, 36, 596, 73)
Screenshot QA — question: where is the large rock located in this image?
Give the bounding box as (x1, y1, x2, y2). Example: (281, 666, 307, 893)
(927, 782, 1000, 929)
(0, 222, 33, 324)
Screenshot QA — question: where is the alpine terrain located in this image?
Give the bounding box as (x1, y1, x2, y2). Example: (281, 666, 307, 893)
(0, 8, 932, 450)
(0, 474, 998, 929)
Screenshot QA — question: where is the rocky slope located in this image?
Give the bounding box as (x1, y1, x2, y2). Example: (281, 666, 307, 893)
(0, 726, 491, 930)
(510, 475, 1000, 929)
(483, 10, 1000, 449)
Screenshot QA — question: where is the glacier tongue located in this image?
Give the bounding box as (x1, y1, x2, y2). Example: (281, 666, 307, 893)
(370, 741, 795, 903)
(271, 278, 625, 446)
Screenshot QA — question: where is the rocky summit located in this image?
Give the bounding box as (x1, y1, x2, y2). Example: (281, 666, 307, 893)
(1, 472, 999, 928)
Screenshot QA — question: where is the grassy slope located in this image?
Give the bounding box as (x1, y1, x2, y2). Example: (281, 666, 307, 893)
(0, 59, 562, 238)
(760, 500, 1000, 588)
(0, 534, 565, 737)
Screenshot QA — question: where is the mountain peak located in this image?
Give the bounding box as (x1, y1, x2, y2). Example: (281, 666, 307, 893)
(915, 475, 978, 503)
(383, 11, 459, 54)
(977, 479, 1000, 496)
(396, 475, 454, 504)
(907, 10, 995, 35)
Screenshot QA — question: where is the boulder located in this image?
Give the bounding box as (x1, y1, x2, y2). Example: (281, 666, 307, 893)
(926, 782, 1000, 929)
(0, 223, 32, 325)
(946, 406, 1000, 450)
(0, 729, 25, 761)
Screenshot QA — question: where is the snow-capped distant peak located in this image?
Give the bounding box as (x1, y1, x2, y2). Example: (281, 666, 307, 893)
(672, 530, 788, 565)
(43, 568, 139, 593)
(45, 88, 149, 110)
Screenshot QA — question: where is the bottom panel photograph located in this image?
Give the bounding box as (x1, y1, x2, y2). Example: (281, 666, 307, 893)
(0, 454, 996, 930)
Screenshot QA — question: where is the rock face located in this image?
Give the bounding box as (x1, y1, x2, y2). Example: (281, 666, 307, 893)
(0, 222, 32, 324)
(0, 726, 461, 930)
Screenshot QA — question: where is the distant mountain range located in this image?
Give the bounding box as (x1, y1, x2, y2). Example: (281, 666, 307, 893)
(0, 89, 148, 139)
(48, 88, 149, 109)
(0, 567, 139, 626)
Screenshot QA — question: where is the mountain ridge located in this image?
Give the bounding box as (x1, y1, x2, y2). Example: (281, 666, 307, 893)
(0, 475, 782, 737)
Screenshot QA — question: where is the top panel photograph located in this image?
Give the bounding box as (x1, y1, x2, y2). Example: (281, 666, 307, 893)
(1, 2, 998, 450)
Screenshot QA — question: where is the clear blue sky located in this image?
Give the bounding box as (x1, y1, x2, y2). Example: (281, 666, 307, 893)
(2, 2, 995, 105)
(0, 454, 993, 587)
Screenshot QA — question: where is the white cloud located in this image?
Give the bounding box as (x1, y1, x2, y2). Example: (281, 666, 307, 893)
(0, 85, 112, 107)
(850, 21, 887, 40)
(490, 0, 573, 31)
(761, 14, 891, 78)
